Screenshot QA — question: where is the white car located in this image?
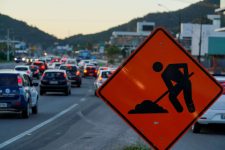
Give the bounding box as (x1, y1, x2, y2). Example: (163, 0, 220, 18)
(78, 59, 91, 68)
(48, 62, 61, 69)
(65, 58, 77, 65)
(192, 75, 225, 133)
(94, 70, 114, 96)
(14, 65, 33, 78)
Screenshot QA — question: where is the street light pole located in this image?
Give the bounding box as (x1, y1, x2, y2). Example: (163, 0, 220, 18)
(198, 17, 203, 63)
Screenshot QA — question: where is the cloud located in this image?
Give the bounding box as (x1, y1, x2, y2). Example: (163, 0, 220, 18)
(128, 100, 168, 114)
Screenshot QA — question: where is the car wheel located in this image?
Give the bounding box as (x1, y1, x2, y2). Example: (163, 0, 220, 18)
(21, 102, 30, 118)
(192, 122, 201, 133)
(65, 89, 69, 96)
(32, 98, 38, 114)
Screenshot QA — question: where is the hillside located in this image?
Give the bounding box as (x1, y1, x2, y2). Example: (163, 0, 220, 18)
(63, 0, 220, 46)
(0, 14, 58, 48)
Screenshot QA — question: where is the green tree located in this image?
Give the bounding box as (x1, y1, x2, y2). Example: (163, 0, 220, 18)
(105, 45, 120, 64)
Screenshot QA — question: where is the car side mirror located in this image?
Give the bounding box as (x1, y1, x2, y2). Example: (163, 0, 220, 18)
(33, 82, 39, 86)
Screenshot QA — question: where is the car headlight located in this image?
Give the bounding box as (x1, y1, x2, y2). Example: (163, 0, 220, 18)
(22, 58, 26, 61)
(14, 58, 17, 61)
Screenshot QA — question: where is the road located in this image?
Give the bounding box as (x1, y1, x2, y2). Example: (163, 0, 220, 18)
(0, 63, 225, 150)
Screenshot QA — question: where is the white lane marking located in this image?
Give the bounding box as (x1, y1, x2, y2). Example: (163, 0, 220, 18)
(80, 98, 86, 102)
(0, 103, 78, 149)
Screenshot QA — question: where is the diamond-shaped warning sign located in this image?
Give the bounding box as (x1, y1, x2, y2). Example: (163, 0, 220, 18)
(97, 28, 222, 150)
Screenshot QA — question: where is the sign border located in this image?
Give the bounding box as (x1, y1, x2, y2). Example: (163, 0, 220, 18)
(98, 27, 223, 150)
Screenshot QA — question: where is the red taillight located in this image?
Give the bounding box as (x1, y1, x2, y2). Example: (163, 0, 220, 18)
(95, 70, 97, 73)
(76, 71, 80, 76)
(26, 70, 31, 74)
(17, 76, 23, 86)
(41, 65, 45, 70)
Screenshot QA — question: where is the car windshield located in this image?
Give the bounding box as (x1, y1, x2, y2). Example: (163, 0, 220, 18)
(43, 72, 65, 80)
(0, 74, 18, 86)
(15, 67, 28, 71)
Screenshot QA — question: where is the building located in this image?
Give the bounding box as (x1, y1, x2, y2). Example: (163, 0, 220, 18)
(110, 22, 155, 53)
(215, 0, 225, 31)
(180, 15, 225, 58)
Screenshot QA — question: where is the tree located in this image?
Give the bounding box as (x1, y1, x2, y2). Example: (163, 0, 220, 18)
(105, 45, 120, 64)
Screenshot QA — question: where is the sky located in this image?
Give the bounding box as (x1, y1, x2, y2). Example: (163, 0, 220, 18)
(0, 0, 202, 39)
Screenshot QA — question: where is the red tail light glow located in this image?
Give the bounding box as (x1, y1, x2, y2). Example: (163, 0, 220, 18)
(76, 71, 80, 76)
(64, 73, 67, 78)
(26, 70, 31, 74)
(17, 76, 23, 86)
(41, 65, 45, 70)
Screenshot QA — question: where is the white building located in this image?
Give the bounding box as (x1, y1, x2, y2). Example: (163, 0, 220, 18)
(215, 0, 225, 31)
(180, 15, 225, 57)
(110, 22, 155, 52)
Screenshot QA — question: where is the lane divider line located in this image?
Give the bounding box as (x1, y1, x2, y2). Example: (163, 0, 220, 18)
(0, 103, 78, 149)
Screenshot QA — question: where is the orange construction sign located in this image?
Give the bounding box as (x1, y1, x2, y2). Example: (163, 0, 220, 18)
(97, 28, 223, 150)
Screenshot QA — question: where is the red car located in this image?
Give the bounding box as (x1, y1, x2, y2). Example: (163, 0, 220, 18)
(83, 65, 97, 78)
(50, 57, 61, 64)
(32, 61, 47, 74)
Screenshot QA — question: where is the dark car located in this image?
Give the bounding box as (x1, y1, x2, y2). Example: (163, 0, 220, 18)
(0, 70, 39, 118)
(14, 56, 26, 63)
(32, 61, 47, 74)
(59, 64, 82, 87)
(30, 65, 40, 79)
(83, 65, 97, 78)
(40, 70, 71, 95)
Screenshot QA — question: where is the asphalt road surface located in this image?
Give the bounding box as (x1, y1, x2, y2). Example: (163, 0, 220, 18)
(0, 63, 225, 150)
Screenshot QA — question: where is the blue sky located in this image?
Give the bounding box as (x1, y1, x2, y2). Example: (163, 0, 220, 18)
(0, 0, 201, 38)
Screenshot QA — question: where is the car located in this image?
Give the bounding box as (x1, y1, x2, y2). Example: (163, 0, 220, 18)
(65, 58, 77, 65)
(30, 65, 40, 79)
(94, 70, 113, 96)
(192, 75, 225, 133)
(78, 59, 91, 69)
(50, 57, 61, 64)
(32, 61, 47, 74)
(96, 67, 109, 76)
(0, 70, 39, 118)
(14, 65, 33, 78)
(59, 64, 82, 87)
(40, 70, 71, 95)
(48, 62, 61, 69)
(83, 64, 97, 78)
(14, 56, 26, 63)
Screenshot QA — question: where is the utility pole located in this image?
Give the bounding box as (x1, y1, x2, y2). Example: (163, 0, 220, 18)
(6, 29, 10, 62)
(198, 17, 203, 63)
